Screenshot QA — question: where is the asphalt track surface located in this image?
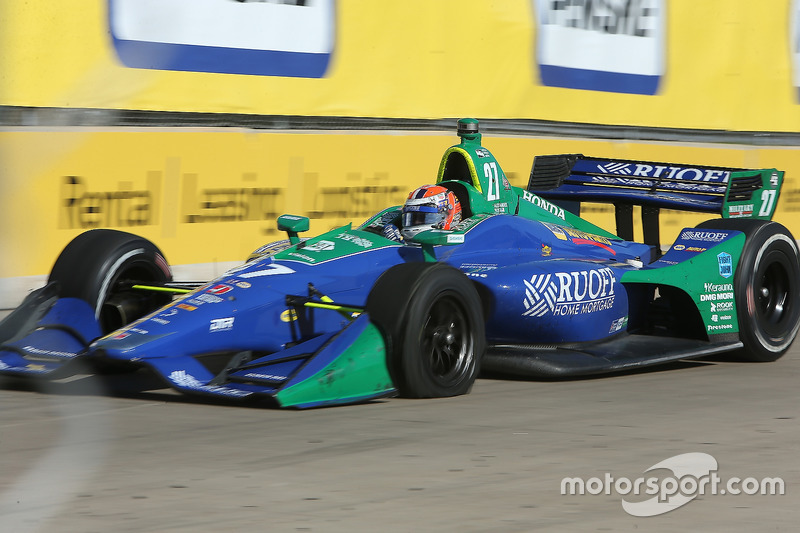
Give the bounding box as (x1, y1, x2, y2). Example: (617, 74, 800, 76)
(1, 345, 797, 532)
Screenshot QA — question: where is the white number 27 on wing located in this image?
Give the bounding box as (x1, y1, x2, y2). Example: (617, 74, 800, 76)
(758, 189, 776, 217)
(484, 162, 500, 201)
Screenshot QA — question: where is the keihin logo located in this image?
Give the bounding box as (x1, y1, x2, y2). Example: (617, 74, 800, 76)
(533, 0, 666, 95)
(560, 452, 785, 517)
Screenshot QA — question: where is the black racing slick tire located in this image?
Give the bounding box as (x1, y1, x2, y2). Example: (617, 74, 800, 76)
(49, 229, 173, 334)
(697, 219, 800, 361)
(367, 262, 485, 398)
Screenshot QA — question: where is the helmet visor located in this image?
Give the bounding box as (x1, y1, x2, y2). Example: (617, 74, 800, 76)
(402, 204, 443, 228)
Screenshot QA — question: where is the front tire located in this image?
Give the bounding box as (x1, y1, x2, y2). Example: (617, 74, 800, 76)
(697, 219, 800, 361)
(367, 263, 485, 398)
(49, 229, 173, 334)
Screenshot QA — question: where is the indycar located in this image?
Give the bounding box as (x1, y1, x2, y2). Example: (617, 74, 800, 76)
(1, 119, 798, 408)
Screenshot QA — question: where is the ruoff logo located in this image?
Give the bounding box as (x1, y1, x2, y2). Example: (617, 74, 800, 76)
(523, 267, 616, 317)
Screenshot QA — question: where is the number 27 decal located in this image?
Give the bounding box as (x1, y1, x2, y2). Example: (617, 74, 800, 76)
(484, 162, 500, 201)
(759, 189, 776, 217)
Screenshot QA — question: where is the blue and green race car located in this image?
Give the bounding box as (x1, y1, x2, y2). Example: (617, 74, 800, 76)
(1, 119, 798, 408)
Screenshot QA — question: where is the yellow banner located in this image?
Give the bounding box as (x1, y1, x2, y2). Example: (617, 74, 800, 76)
(2, 1, 800, 132)
(2, 128, 799, 282)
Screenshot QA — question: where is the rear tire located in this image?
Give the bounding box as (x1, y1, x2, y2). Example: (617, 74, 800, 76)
(49, 229, 173, 334)
(367, 263, 485, 398)
(697, 219, 800, 361)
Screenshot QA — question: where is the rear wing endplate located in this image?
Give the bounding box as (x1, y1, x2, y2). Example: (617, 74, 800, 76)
(528, 154, 783, 246)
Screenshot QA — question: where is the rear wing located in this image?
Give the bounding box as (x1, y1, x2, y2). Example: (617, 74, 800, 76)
(528, 154, 784, 246)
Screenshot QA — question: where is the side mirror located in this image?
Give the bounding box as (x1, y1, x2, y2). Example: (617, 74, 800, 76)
(409, 230, 465, 262)
(277, 214, 310, 244)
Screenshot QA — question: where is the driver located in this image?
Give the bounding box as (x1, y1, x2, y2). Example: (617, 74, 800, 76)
(383, 184, 462, 242)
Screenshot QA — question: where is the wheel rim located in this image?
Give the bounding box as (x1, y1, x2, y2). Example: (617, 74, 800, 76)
(100, 261, 170, 332)
(419, 294, 474, 387)
(756, 257, 793, 334)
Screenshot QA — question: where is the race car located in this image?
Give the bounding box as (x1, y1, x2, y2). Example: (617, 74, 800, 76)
(1, 118, 798, 408)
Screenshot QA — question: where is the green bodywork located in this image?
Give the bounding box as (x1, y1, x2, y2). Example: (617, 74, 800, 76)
(622, 234, 745, 335)
(722, 169, 783, 220)
(275, 320, 395, 408)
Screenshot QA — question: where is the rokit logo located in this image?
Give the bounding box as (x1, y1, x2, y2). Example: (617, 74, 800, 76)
(523, 267, 617, 317)
(533, 0, 665, 95)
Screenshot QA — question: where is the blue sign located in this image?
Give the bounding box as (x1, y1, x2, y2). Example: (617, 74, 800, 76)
(533, 0, 665, 95)
(108, 0, 335, 78)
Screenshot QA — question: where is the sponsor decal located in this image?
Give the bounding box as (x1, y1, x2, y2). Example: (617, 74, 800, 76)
(235, 281, 251, 289)
(588, 175, 727, 194)
(542, 243, 552, 257)
(463, 263, 497, 278)
(475, 148, 492, 158)
(673, 244, 685, 251)
(189, 293, 223, 305)
(679, 230, 730, 243)
(208, 284, 233, 295)
(609, 316, 628, 333)
(522, 191, 566, 220)
(523, 267, 617, 317)
(493, 202, 509, 214)
(717, 252, 733, 278)
(594, 163, 730, 183)
(728, 204, 754, 218)
(288, 252, 317, 263)
(534, 0, 666, 95)
(112, 332, 130, 340)
(151, 318, 170, 325)
(542, 222, 616, 255)
(704, 282, 734, 292)
(447, 234, 465, 244)
(335, 232, 373, 248)
(249, 240, 294, 258)
(22, 346, 78, 359)
(461, 263, 497, 271)
(177, 303, 197, 311)
(707, 322, 734, 332)
(244, 372, 288, 381)
(168, 370, 250, 397)
(209, 317, 235, 332)
(304, 240, 336, 252)
(710, 301, 734, 312)
(280, 309, 298, 322)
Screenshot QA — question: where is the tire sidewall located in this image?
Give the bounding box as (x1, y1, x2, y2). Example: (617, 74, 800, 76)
(400, 268, 484, 397)
(49, 229, 172, 322)
(698, 219, 800, 361)
(367, 262, 485, 398)
(735, 227, 800, 360)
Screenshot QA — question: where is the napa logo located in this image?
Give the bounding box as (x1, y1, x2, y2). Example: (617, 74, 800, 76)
(533, 0, 666, 95)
